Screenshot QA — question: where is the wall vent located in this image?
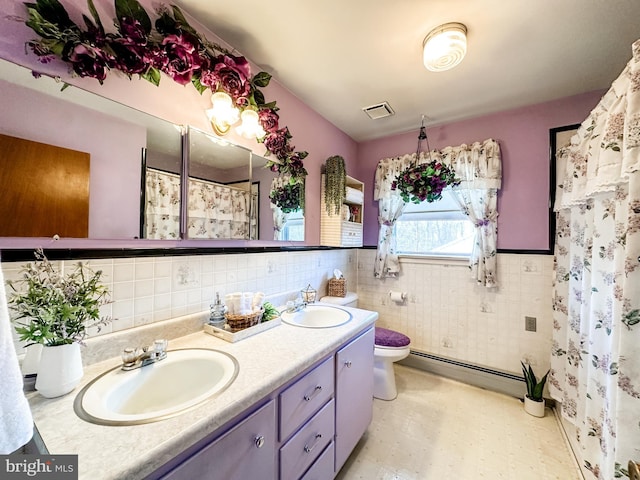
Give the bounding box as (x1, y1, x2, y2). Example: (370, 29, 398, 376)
(362, 101, 395, 120)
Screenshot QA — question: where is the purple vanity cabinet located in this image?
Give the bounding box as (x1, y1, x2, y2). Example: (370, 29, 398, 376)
(334, 327, 375, 473)
(159, 400, 276, 480)
(152, 325, 375, 480)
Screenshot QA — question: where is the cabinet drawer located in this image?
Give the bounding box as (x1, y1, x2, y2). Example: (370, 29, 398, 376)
(279, 357, 334, 441)
(280, 399, 334, 480)
(160, 400, 276, 480)
(300, 441, 335, 480)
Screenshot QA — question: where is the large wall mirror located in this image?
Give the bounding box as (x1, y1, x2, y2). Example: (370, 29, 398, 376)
(0, 58, 304, 243)
(184, 126, 254, 240)
(0, 57, 182, 240)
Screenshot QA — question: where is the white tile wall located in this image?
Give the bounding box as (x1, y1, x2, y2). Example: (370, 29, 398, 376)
(3, 249, 358, 354)
(356, 250, 554, 376)
(4, 248, 553, 377)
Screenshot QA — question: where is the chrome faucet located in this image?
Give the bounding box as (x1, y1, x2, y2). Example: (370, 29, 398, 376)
(285, 295, 307, 313)
(121, 339, 168, 371)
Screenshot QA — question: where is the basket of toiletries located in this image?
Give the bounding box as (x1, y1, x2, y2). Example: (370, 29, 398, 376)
(204, 293, 281, 342)
(225, 309, 264, 332)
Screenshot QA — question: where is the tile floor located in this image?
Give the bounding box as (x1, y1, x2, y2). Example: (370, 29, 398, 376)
(336, 365, 581, 480)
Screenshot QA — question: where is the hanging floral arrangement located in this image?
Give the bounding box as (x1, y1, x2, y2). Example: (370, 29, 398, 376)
(323, 155, 346, 216)
(20, 0, 307, 180)
(391, 160, 460, 203)
(269, 180, 304, 213)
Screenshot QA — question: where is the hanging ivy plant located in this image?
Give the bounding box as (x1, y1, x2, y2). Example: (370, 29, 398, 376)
(324, 155, 346, 215)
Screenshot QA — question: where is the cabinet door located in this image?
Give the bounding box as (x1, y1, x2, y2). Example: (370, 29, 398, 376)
(334, 327, 374, 472)
(160, 400, 276, 480)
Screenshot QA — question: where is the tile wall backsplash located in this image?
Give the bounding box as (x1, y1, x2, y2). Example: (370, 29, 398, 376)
(5, 248, 554, 376)
(3, 249, 358, 354)
(356, 250, 554, 376)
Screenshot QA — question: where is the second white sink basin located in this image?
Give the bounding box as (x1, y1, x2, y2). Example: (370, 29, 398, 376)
(74, 348, 238, 426)
(281, 304, 352, 328)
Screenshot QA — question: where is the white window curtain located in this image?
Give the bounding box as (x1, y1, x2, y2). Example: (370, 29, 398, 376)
(187, 178, 251, 239)
(373, 154, 413, 277)
(443, 140, 502, 287)
(550, 39, 640, 479)
(144, 168, 181, 240)
(373, 139, 502, 286)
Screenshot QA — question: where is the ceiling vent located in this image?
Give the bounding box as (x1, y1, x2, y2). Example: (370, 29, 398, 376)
(362, 102, 395, 120)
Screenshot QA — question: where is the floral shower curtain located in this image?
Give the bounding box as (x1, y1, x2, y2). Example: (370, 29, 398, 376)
(550, 39, 640, 479)
(373, 139, 501, 286)
(144, 168, 181, 239)
(188, 177, 252, 239)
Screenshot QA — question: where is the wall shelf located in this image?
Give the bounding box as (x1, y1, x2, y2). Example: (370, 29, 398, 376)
(320, 175, 364, 247)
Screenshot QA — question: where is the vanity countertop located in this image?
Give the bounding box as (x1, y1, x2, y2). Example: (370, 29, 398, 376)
(26, 304, 377, 480)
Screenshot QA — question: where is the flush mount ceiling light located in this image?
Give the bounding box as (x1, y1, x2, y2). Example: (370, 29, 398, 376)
(422, 22, 467, 72)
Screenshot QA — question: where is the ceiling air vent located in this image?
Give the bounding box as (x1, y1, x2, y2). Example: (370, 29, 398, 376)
(362, 102, 395, 120)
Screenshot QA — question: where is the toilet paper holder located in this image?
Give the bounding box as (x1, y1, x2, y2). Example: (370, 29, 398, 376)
(388, 291, 407, 303)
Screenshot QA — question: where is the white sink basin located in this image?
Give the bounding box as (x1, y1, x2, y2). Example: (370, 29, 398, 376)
(74, 349, 238, 426)
(281, 304, 352, 328)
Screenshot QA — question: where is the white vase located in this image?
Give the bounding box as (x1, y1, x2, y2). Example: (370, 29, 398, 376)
(35, 343, 83, 398)
(524, 395, 546, 417)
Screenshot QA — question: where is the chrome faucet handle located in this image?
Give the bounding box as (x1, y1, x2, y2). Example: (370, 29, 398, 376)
(154, 339, 168, 355)
(122, 347, 137, 365)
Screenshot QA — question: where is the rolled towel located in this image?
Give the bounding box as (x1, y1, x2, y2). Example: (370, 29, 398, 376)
(225, 292, 242, 315)
(252, 292, 265, 310)
(241, 292, 253, 315)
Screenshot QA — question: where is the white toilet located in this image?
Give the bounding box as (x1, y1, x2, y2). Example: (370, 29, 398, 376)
(320, 292, 411, 401)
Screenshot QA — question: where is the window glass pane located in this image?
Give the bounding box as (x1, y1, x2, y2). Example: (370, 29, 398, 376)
(395, 218, 474, 256)
(282, 212, 304, 241)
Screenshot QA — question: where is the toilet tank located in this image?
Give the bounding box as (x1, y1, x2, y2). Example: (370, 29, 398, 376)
(320, 292, 358, 308)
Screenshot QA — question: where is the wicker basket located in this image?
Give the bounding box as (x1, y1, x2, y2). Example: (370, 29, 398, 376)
(327, 278, 347, 297)
(225, 309, 264, 332)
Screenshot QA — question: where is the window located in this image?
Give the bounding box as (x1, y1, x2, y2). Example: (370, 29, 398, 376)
(394, 189, 474, 257)
(282, 210, 304, 241)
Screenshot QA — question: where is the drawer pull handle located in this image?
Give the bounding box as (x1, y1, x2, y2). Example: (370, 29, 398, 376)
(304, 434, 322, 453)
(303, 385, 322, 401)
(345, 360, 352, 368)
(254, 435, 265, 448)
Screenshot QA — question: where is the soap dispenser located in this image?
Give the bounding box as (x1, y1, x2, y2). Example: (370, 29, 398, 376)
(209, 292, 226, 328)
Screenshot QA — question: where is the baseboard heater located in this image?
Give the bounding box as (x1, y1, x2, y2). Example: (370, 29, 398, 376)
(399, 350, 526, 399)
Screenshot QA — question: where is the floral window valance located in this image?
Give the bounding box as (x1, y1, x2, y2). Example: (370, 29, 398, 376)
(374, 138, 502, 287)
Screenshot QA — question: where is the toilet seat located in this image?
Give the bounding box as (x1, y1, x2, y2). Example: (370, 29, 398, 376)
(375, 327, 410, 348)
(373, 327, 411, 400)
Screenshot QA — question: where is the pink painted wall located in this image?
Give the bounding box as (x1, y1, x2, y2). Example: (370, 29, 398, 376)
(355, 91, 604, 249)
(0, 0, 606, 250)
(0, 78, 145, 239)
(0, 0, 356, 247)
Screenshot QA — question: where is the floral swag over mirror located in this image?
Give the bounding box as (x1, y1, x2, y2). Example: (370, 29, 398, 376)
(21, 0, 307, 209)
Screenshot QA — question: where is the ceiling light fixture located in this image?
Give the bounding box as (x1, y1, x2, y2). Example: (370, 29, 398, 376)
(422, 22, 467, 72)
